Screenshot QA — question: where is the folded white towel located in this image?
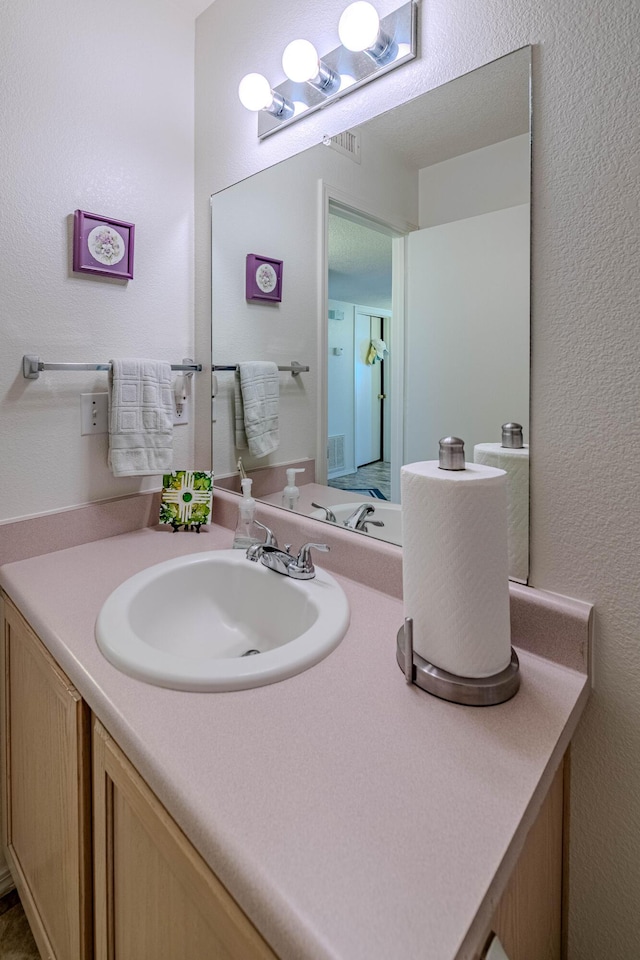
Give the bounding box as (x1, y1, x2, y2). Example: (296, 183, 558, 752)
(234, 361, 279, 458)
(108, 359, 174, 477)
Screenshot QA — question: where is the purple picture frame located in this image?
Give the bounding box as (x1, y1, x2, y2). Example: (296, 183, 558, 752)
(246, 253, 283, 302)
(73, 210, 135, 279)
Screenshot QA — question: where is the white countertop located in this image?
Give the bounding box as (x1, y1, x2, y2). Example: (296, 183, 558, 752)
(0, 524, 589, 960)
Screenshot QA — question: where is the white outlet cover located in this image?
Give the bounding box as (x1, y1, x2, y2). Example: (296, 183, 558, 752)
(81, 393, 109, 435)
(173, 397, 189, 425)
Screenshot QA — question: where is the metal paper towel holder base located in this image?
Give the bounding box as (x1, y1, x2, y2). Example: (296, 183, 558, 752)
(396, 618, 520, 706)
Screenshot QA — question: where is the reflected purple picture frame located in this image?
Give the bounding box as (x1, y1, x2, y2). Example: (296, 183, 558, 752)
(246, 253, 283, 302)
(73, 210, 135, 279)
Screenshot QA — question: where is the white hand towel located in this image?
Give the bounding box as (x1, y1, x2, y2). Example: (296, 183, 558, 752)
(108, 359, 174, 477)
(234, 361, 279, 458)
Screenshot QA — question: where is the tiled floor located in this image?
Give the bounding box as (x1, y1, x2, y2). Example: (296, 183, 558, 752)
(0, 890, 40, 960)
(328, 460, 391, 500)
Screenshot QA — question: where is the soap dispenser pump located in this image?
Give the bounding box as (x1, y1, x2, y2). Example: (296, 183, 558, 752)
(232, 478, 261, 549)
(281, 468, 305, 511)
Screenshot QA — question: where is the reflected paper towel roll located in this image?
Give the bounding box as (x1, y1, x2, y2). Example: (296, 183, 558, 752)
(474, 443, 529, 583)
(401, 461, 511, 678)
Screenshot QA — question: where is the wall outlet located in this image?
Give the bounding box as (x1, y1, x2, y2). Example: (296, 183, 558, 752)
(81, 393, 108, 435)
(173, 397, 189, 425)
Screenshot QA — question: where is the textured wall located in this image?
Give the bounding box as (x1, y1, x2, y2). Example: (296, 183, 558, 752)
(195, 0, 640, 955)
(0, 0, 196, 521)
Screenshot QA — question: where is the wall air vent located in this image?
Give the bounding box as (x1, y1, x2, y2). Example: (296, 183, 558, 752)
(326, 129, 361, 163)
(328, 435, 345, 472)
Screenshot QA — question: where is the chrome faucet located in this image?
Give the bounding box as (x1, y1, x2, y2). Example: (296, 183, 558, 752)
(247, 542, 330, 580)
(343, 503, 377, 530)
(246, 523, 329, 580)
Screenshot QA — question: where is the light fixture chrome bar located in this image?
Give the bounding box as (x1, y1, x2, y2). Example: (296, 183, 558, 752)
(213, 361, 309, 376)
(308, 60, 341, 93)
(268, 90, 295, 118)
(258, 1, 417, 139)
(22, 355, 202, 380)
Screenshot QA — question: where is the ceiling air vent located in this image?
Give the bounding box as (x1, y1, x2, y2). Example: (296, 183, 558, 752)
(326, 129, 361, 163)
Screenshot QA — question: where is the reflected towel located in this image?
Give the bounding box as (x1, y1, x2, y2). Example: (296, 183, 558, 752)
(234, 361, 279, 458)
(366, 338, 388, 364)
(108, 359, 173, 476)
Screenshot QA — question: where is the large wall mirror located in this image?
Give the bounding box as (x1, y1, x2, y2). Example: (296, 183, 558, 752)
(211, 46, 531, 582)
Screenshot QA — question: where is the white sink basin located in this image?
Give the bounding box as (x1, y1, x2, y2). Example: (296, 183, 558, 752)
(95, 549, 350, 692)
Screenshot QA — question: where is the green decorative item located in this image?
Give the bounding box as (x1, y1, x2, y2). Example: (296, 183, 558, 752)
(160, 471, 214, 531)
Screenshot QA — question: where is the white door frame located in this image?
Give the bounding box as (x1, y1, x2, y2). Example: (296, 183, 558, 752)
(318, 181, 416, 491)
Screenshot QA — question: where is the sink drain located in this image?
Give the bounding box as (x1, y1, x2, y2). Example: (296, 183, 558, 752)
(241, 649, 260, 656)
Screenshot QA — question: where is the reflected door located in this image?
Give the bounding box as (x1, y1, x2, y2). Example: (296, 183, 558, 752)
(355, 313, 384, 467)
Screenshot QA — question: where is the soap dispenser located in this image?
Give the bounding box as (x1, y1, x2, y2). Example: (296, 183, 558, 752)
(281, 468, 305, 511)
(232, 478, 261, 549)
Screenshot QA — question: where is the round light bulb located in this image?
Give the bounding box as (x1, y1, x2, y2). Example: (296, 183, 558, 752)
(238, 73, 273, 112)
(282, 39, 320, 83)
(338, 1, 380, 52)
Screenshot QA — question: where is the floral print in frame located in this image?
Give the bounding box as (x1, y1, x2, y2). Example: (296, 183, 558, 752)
(245, 253, 283, 302)
(73, 209, 135, 279)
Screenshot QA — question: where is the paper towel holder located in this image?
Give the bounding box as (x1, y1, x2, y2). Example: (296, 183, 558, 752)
(396, 618, 520, 706)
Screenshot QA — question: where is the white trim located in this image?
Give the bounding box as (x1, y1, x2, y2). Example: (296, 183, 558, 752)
(316, 181, 330, 486)
(390, 236, 406, 503)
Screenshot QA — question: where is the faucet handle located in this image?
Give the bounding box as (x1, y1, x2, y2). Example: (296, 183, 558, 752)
(254, 520, 278, 547)
(311, 502, 337, 523)
(361, 519, 384, 532)
(295, 542, 330, 575)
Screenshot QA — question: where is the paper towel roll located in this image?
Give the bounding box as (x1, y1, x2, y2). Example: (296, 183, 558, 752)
(401, 461, 511, 678)
(474, 443, 529, 583)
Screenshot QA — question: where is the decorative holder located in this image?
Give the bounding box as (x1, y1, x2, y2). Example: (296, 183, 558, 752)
(396, 618, 520, 707)
(159, 471, 214, 531)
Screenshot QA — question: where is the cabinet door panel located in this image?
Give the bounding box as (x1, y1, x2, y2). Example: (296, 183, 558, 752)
(0, 595, 92, 960)
(93, 719, 278, 960)
(483, 760, 565, 960)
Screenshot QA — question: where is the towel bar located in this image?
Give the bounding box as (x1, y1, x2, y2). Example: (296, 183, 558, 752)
(22, 355, 202, 380)
(212, 361, 309, 377)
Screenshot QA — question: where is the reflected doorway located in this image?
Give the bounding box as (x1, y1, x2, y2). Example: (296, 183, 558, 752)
(326, 206, 396, 501)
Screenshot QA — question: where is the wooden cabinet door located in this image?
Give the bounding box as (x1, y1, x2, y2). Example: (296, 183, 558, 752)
(92, 719, 279, 960)
(0, 594, 92, 960)
(479, 760, 565, 960)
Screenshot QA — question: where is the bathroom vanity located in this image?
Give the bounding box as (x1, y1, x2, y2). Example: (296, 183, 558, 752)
(0, 519, 589, 960)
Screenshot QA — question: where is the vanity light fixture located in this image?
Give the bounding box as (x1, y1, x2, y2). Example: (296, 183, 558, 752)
(238, 0, 417, 139)
(237, 72, 294, 119)
(338, 1, 397, 65)
(282, 40, 340, 93)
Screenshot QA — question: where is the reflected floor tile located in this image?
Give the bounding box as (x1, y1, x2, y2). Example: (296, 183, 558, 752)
(0, 892, 40, 960)
(329, 461, 391, 500)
